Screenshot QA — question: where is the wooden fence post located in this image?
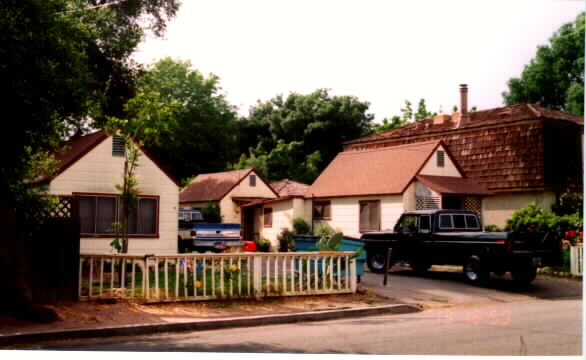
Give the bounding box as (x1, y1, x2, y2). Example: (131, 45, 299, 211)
(253, 256, 262, 299)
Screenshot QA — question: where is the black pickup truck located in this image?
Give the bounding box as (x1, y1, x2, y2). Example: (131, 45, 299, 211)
(361, 209, 561, 286)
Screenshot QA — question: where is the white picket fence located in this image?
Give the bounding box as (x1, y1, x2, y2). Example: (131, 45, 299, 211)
(79, 252, 357, 302)
(570, 245, 583, 276)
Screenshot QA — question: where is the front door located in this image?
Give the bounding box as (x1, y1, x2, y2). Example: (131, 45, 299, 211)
(242, 207, 255, 241)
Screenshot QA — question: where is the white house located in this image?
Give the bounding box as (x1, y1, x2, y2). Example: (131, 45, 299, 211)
(304, 141, 492, 238)
(35, 130, 180, 255)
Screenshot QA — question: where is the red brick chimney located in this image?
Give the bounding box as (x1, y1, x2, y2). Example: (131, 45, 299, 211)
(460, 84, 469, 123)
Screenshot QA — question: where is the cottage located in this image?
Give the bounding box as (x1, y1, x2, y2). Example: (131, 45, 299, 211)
(344, 85, 584, 227)
(35, 130, 181, 254)
(304, 141, 491, 238)
(240, 179, 310, 247)
(179, 168, 278, 224)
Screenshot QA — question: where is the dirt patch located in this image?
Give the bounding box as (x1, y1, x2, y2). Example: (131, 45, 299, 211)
(0, 290, 393, 336)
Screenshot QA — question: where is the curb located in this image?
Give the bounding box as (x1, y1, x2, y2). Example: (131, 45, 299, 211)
(0, 304, 421, 346)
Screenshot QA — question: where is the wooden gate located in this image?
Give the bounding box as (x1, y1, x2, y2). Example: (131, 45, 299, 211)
(26, 197, 80, 303)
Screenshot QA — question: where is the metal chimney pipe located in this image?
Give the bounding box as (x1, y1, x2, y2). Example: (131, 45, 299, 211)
(460, 84, 468, 117)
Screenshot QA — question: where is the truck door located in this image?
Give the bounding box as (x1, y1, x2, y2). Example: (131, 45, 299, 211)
(394, 215, 422, 262)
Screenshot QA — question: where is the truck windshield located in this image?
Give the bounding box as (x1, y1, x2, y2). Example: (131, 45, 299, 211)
(396, 215, 418, 233)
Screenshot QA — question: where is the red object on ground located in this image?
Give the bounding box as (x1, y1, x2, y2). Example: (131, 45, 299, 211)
(243, 241, 257, 252)
(565, 230, 577, 239)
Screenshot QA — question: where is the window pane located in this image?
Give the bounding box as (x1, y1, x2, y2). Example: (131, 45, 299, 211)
(359, 203, 369, 231)
(138, 199, 156, 234)
(439, 214, 452, 229)
(96, 197, 116, 233)
(360, 201, 380, 232)
(466, 215, 479, 229)
(249, 175, 256, 187)
(118, 200, 138, 234)
(370, 202, 380, 231)
(313, 201, 331, 220)
(79, 197, 95, 234)
(453, 214, 466, 228)
(419, 216, 431, 232)
(264, 208, 272, 227)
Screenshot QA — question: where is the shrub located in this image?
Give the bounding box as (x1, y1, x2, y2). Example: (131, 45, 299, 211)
(313, 222, 336, 238)
(256, 237, 272, 252)
(505, 203, 582, 234)
(202, 201, 221, 223)
(551, 192, 583, 217)
(484, 224, 503, 232)
(277, 228, 295, 252)
(292, 217, 311, 235)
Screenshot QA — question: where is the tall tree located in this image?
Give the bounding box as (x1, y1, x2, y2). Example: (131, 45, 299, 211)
(502, 12, 585, 115)
(373, 116, 407, 133)
(236, 89, 374, 183)
(1, 0, 179, 319)
(118, 58, 239, 183)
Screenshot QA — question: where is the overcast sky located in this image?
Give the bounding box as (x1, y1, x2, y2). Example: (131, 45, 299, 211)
(134, 0, 584, 122)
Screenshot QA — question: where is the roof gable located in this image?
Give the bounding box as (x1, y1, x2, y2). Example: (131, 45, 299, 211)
(33, 130, 181, 186)
(270, 179, 310, 196)
(305, 141, 442, 198)
(180, 168, 278, 203)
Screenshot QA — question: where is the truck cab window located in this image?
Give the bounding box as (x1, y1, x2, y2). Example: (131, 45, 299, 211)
(419, 215, 431, 233)
(396, 215, 418, 233)
(453, 214, 466, 229)
(465, 215, 480, 229)
(439, 214, 452, 229)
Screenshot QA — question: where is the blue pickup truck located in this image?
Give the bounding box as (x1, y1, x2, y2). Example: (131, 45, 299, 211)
(178, 209, 241, 253)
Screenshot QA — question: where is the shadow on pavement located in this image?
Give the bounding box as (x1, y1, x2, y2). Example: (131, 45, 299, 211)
(383, 269, 582, 301)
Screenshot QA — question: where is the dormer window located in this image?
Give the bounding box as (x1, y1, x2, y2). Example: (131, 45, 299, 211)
(112, 135, 126, 157)
(249, 174, 256, 187)
(436, 150, 445, 168)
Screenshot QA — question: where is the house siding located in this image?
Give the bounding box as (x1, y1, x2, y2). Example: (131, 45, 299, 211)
(402, 182, 417, 211)
(310, 195, 404, 238)
(220, 174, 277, 224)
(49, 136, 179, 255)
(259, 199, 295, 248)
(419, 145, 462, 177)
(482, 191, 556, 228)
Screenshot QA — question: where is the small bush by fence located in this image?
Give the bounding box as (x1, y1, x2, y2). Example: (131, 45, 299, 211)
(79, 252, 357, 302)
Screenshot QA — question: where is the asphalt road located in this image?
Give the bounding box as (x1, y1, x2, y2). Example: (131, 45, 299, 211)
(34, 298, 582, 355)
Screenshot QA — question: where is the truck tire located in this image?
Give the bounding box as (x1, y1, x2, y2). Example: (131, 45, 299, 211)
(463, 255, 488, 284)
(367, 251, 388, 273)
(511, 266, 537, 287)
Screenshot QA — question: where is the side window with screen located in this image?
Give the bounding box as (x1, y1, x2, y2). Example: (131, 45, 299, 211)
(465, 215, 480, 229)
(453, 214, 466, 229)
(439, 214, 452, 229)
(419, 215, 431, 233)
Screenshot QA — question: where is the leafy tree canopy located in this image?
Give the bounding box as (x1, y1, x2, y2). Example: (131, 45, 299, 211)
(502, 12, 585, 115)
(235, 89, 374, 183)
(373, 99, 437, 133)
(2, 0, 179, 206)
(112, 57, 239, 183)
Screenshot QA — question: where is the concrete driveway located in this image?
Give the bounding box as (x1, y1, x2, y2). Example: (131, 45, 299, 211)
(362, 264, 582, 309)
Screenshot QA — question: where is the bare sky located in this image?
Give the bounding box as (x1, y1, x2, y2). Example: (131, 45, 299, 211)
(134, 0, 584, 122)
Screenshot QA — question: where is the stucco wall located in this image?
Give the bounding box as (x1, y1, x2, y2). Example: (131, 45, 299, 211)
(219, 172, 277, 224)
(482, 191, 556, 228)
(418, 144, 462, 177)
(402, 182, 416, 211)
(260, 199, 295, 248)
(49, 136, 179, 255)
(310, 195, 404, 239)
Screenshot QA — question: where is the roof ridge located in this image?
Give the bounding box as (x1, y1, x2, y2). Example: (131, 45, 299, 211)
(341, 140, 439, 155)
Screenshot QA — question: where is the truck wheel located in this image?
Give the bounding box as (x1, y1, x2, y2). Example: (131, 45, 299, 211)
(511, 267, 537, 287)
(463, 255, 488, 284)
(367, 252, 388, 273)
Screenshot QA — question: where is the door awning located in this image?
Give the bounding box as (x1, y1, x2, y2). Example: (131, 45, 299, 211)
(415, 175, 493, 196)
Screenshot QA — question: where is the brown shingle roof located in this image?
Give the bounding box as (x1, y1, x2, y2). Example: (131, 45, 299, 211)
(270, 179, 310, 196)
(305, 141, 441, 198)
(344, 104, 583, 146)
(415, 175, 493, 196)
(180, 168, 278, 203)
(180, 168, 253, 203)
(343, 104, 583, 192)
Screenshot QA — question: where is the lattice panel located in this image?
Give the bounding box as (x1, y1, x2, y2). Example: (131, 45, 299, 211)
(26, 196, 75, 224)
(463, 196, 482, 212)
(416, 196, 441, 210)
